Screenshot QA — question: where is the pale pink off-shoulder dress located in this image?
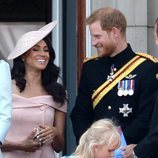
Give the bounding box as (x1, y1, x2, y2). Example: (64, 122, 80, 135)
(3, 94, 67, 158)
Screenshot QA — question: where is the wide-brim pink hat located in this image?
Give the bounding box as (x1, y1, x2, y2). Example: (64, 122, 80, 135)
(7, 21, 57, 60)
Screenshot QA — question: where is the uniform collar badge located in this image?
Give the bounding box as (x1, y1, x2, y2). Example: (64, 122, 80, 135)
(125, 74, 137, 79)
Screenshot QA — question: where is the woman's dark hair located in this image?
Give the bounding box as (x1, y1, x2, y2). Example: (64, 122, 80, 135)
(11, 36, 66, 104)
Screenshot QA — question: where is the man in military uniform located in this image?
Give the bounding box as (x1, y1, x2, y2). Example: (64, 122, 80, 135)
(70, 7, 158, 150)
(122, 18, 158, 158)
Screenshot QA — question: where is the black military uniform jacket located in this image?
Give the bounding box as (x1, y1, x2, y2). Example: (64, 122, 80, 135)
(70, 44, 158, 144)
(134, 92, 158, 158)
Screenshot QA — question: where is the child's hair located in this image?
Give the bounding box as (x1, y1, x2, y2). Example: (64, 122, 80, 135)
(74, 118, 121, 158)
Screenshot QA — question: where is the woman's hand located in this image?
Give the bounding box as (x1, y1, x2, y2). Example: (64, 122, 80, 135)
(20, 130, 42, 152)
(37, 125, 58, 145)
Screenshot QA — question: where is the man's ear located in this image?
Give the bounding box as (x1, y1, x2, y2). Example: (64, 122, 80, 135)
(111, 27, 119, 38)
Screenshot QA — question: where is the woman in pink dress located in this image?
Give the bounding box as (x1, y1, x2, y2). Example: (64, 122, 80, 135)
(2, 21, 67, 158)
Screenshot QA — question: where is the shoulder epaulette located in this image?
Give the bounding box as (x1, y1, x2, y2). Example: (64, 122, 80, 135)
(136, 52, 158, 63)
(84, 54, 99, 63)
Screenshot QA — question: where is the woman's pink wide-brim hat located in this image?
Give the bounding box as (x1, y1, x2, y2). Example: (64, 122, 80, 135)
(7, 21, 57, 60)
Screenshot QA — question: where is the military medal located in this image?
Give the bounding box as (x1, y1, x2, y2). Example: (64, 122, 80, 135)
(123, 80, 128, 96)
(123, 90, 128, 96)
(118, 89, 124, 96)
(119, 104, 132, 117)
(117, 81, 123, 96)
(128, 89, 134, 96)
(128, 80, 134, 96)
(125, 74, 136, 96)
(118, 79, 135, 96)
(107, 64, 117, 81)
